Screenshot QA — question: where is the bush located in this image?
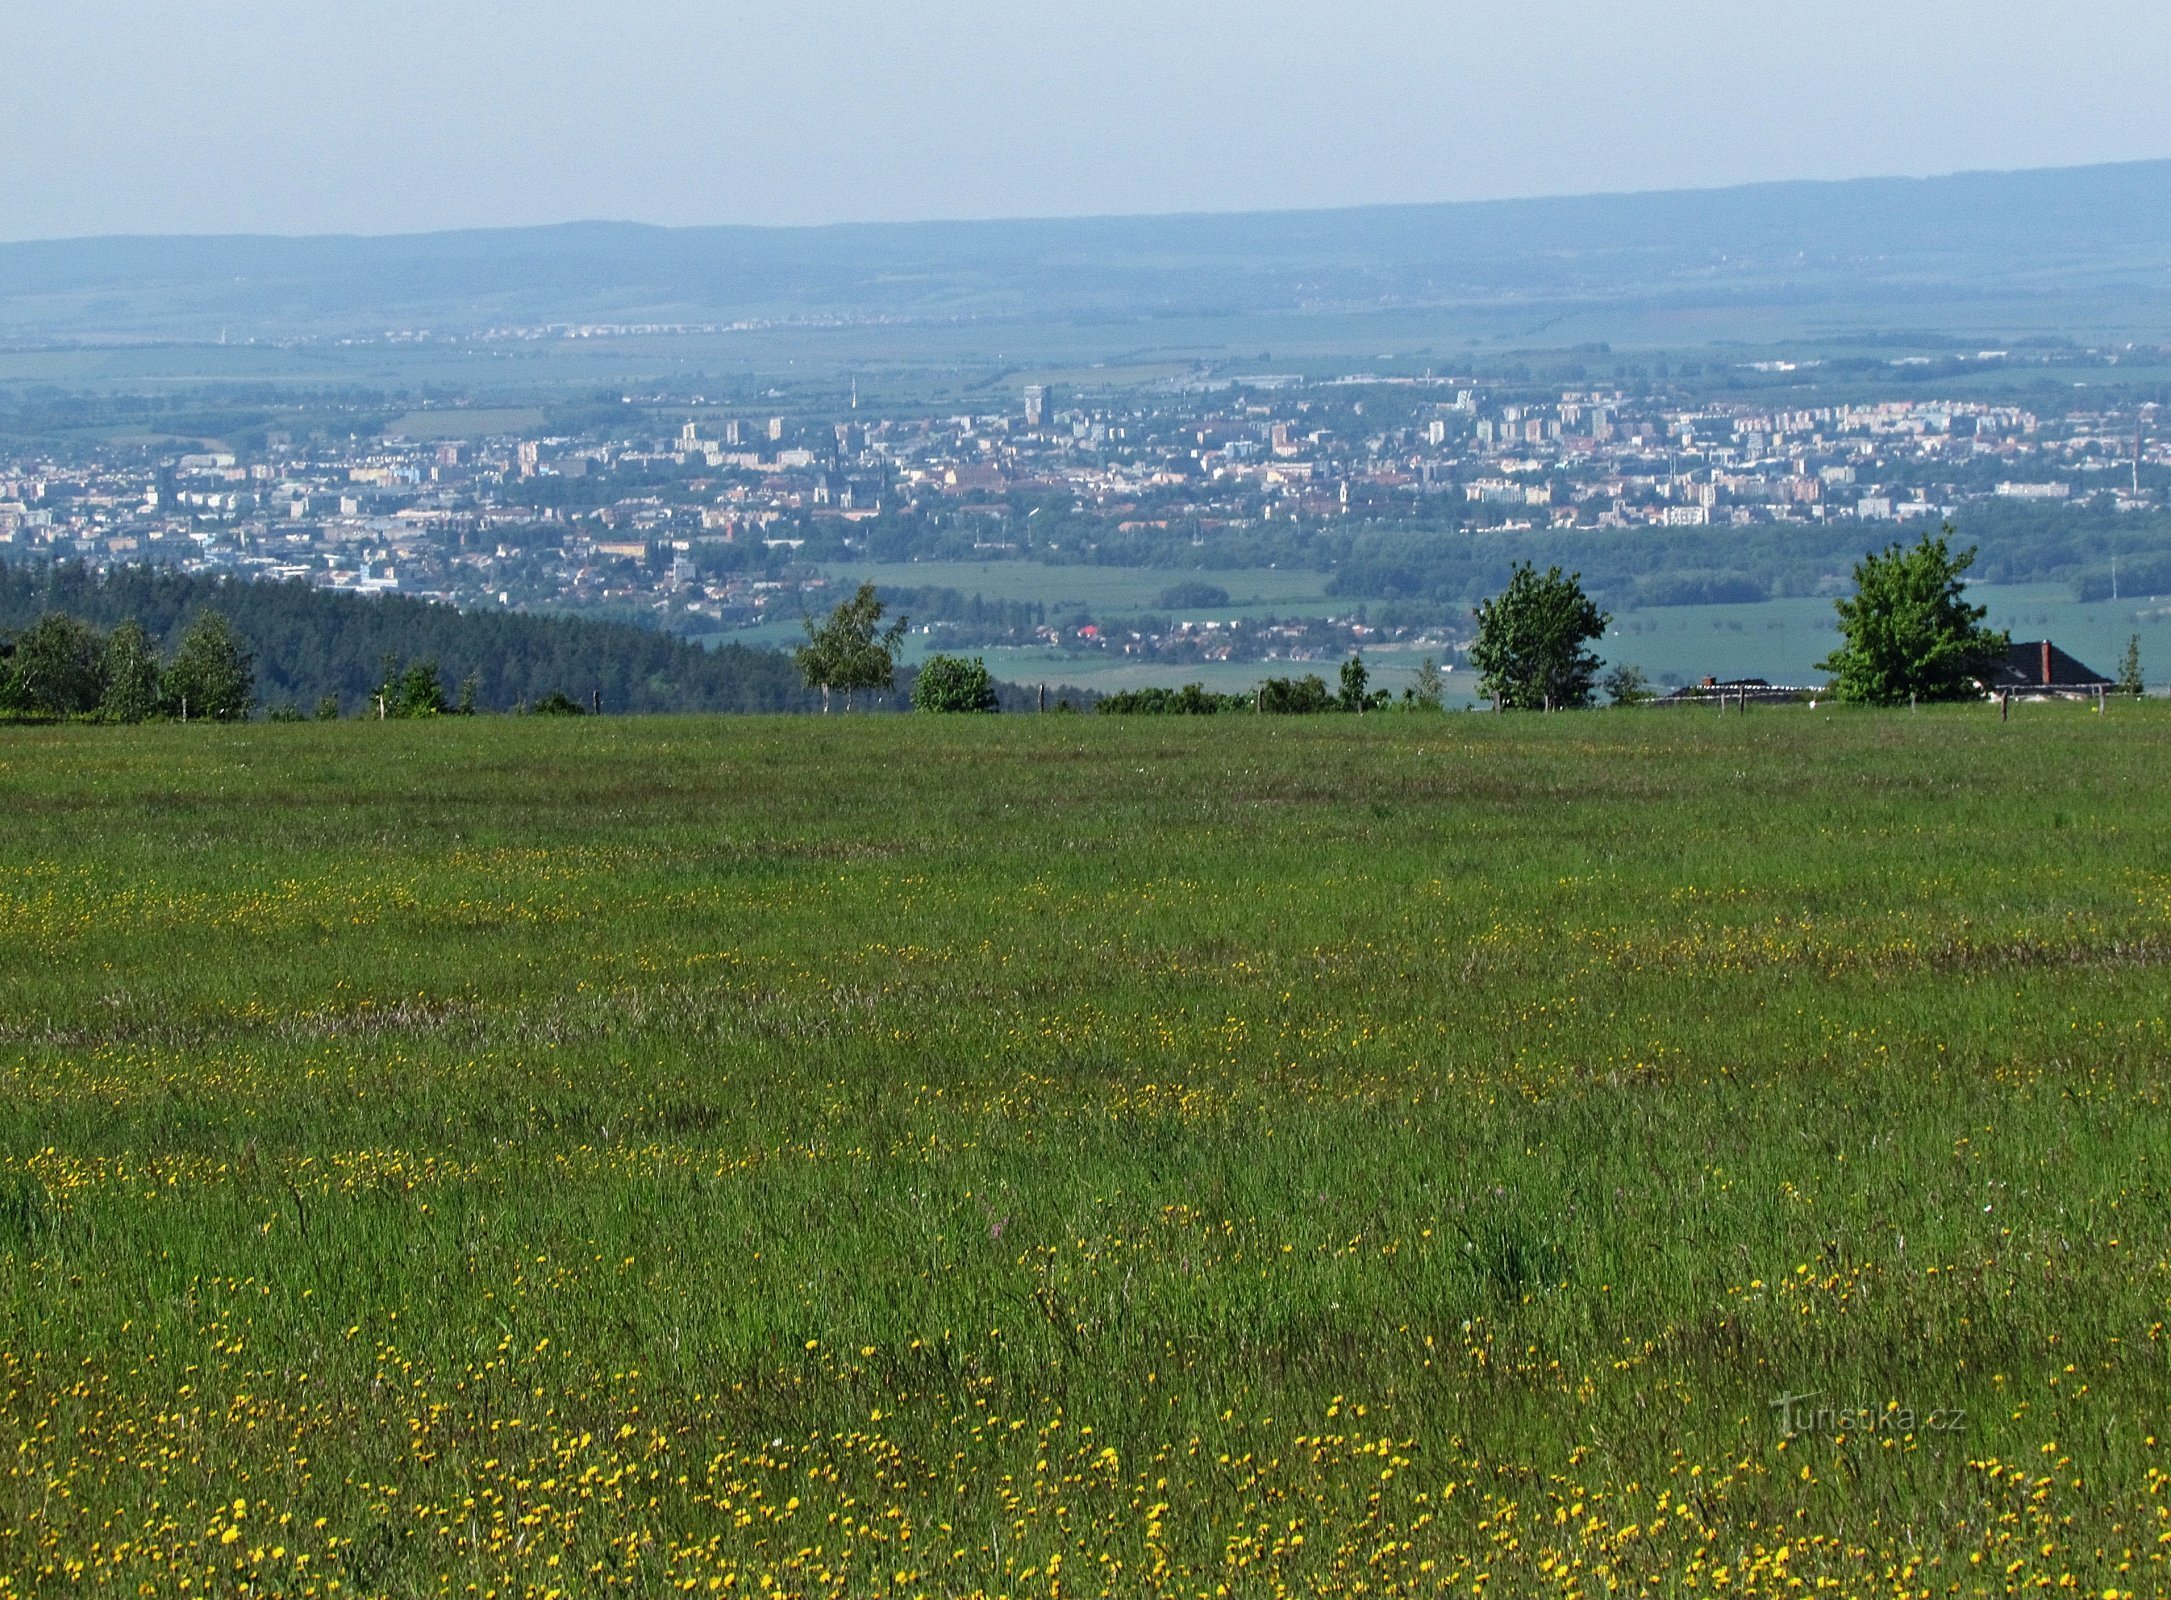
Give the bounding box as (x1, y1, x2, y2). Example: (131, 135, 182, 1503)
(377, 657, 448, 717)
(1098, 683, 1248, 715)
(1258, 674, 1333, 714)
(911, 654, 1000, 713)
(1156, 581, 1232, 610)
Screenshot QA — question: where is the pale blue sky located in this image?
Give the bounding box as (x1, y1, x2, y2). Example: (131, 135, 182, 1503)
(7, 0, 2170, 241)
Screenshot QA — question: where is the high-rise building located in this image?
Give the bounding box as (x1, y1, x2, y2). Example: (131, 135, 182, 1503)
(1023, 385, 1048, 429)
(767, 417, 784, 443)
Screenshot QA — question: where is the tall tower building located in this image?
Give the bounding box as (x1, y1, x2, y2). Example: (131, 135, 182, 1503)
(1023, 385, 1048, 430)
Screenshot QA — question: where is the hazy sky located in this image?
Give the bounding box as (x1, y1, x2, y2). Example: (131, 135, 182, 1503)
(8, 0, 2171, 241)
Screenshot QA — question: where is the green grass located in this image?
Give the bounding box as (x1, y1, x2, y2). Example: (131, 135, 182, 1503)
(2, 705, 2169, 1596)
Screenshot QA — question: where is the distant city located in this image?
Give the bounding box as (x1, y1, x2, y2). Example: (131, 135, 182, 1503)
(2, 360, 2161, 674)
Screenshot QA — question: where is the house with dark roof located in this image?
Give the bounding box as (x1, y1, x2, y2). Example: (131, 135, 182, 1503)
(1982, 640, 2113, 695)
(1659, 677, 1815, 705)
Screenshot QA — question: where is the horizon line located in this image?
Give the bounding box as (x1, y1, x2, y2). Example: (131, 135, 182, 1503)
(6, 154, 2170, 252)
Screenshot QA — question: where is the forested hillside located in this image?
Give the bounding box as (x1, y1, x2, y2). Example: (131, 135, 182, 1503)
(0, 565, 844, 714)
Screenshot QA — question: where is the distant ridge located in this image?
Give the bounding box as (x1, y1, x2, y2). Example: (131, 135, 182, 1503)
(6, 160, 2171, 342)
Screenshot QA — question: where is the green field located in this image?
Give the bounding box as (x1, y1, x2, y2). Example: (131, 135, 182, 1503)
(1606, 585, 2171, 690)
(4, 708, 2170, 1596)
(815, 562, 1336, 614)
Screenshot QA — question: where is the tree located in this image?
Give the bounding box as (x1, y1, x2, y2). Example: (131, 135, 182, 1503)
(100, 619, 163, 723)
(1406, 656, 1446, 712)
(2118, 635, 2144, 698)
(13, 612, 107, 717)
(380, 659, 448, 717)
(795, 582, 907, 711)
(1337, 654, 1390, 713)
(315, 694, 343, 721)
(1468, 564, 1609, 710)
(1602, 663, 1655, 707)
(912, 654, 999, 712)
(165, 611, 254, 721)
(1817, 528, 2006, 705)
(1258, 674, 1333, 714)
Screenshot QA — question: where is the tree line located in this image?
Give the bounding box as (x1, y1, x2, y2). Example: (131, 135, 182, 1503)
(1082, 529, 2135, 715)
(1463, 529, 2146, 709)
(1, 609, 255, 722)
(0, 564, 856, 716)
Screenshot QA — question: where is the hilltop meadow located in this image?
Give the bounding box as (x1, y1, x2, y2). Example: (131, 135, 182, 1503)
(2, 704, 2168, 1597)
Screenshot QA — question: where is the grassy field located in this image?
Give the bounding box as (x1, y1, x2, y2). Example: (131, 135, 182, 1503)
(1606, 585, 2171, 691)
(3, 706, 2169, 1597)
(814, 562, 1336, 614)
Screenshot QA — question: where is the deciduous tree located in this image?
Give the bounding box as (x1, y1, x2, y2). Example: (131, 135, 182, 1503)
(1469, 564, 1609, 711)
(1603, 663, 1655, 707)
(100, 619, 163, 723)
(1817, 528, 2005, 705)
(1337, 654, 1390, 713)
(165, 611, 254, 722)
(795, 583, 906, 711)
(13, 612, 106, 717)
(1406, 656, 1446, 712)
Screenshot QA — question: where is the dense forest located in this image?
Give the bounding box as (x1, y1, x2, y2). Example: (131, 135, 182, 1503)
(0, 565, 856, 714)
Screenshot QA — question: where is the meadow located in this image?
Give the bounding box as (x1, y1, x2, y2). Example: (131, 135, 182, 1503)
(2, 704, 2169, 1597)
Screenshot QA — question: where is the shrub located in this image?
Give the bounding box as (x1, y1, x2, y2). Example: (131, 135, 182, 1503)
(912, 654, 1000, 713)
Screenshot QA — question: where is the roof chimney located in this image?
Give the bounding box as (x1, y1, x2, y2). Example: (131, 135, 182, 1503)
(2040, 641, 2052, 685)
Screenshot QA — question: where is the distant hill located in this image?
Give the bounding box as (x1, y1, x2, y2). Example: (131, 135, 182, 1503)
(7, 161, 2171, 343)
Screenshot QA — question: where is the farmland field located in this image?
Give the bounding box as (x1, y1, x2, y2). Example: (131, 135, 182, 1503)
(3, 706, 2170, 1597)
